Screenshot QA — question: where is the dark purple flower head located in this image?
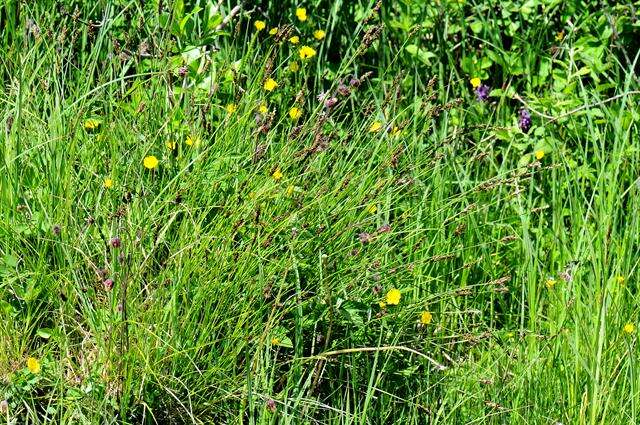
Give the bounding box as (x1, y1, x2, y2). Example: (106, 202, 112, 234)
(178, 66, 188, 77)
(337, 84, 350, 97)
(103, 278, 114, 291)
(266, 399, 277, 413)
(324, 96, 338, 109)
(349, 77, 361, 88)
(52, 224, 61, 236)
(475, 84, 490, 102)
(518, 108, 532, 133)
(110, 236, 121, 249)
(358, 232, 373, 244)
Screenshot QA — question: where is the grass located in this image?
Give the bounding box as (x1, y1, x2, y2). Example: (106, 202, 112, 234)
(1, 0, 640, 423)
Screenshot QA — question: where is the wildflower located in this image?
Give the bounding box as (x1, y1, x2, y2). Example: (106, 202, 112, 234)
(386, 288, 401, 305)
(555, 31, 564, 42)
(295, 7, 307, 21)
(624, 323, 635, 334)
(254, 20, 266, 31)
(272, 167, 283, 181)
(104, 178, 113, 189)
(470, 77, 481, 89)
(110, 237, 121, 248)
(358, 232, 373, 244)
(378, 301, 386, 309)
(269, 27, 278, 35)
(286, 185, 295, 196)
(299, 45, 316, 59)
(616, 275, 625, 285)
(367, 204, 377, 214)
(324, 96, 338, 109)
(166, 140, 177, 150)
(475, 84, 490, 102)
(266, 399, 277, 413)
(289, 35, 300, 44)
(177, 66, 188, 77)
(289, 61, 300, 72)
(337, 84, 350, 97)
(226, 103, 237, 114)
(369, 121, 383, 133)
(27, 357, 41, 374)
(535, 150, 545, 160)
(52, 225, 61, 236)
(420, 311, 433, 325)
(263, 78, 278, 91)
(186, 135, 200, 147)
(313, 29, 326, 40)
(545, 278, 556, 289)
(518, 108, 532, 134)
(377, 224, 391, 233)
(0, 399, 7, 414)
(143, 155, 159, 169)
(391, 126, 401, 136)
(271, 337, 280, 345)
(289, 107, 302, 120)
(349, 77, 361, 88)
(103, 278, 114, 291)
(258, 102, 268, 114)
(84, 118, 101, 132)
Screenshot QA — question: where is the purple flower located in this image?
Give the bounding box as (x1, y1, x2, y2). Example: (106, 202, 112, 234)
(266, 399, 276, 413)
(349, 77, 361, 88)
(103, 278, 114, 291)
(518, 108, 532, 133)
(324, 97, 338, 109)
(110, 236, 121, 248)
(178, 66, 188, 77)
(475, 84, 490, 102)
(337, 84, 350, 97)
(358, 232, 373, 244)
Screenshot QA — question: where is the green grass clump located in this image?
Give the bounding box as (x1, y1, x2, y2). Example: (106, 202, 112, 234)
(1, 0, 639, 423)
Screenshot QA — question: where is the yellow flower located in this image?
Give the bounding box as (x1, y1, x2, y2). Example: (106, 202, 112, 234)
(289, 107, 302, 120)
(258, 102, 268, 114)
(299, 45, 316, 59)
(27, 357, 41, 374)
(616, 275, 625, 285)
(289, 35, 300, 44)
(226, 103, 237, 114)
(313, 29, 326, 40)
(271, 337, 280, 345)
(555, 31, 564, 41)
(391, 126, 401, 136)
(624, 323, 635, 334)
(545, 278, 556, 289)
(289, 61, 300, 72)
(420, 311, 433, 325)
(470, 77, 481, 89)
(269, 27, 278, 35)
(378, 301, 386, 309)
(367, 204, 377, 214)
(272, 167, 283, 181)
(186, 135, 200, 147)
(264, 78, 278, 91)
(103, 178, 113, 189)
(369, 121, 383, 133)
(295, 7, 307, 21)
(286, 185, 295, 196)
(535, 150, 545, 160)
(254, 20, 266, 31)
(386, 288, 401, 305)
(143, 155, 159, 169)
(84, 118, 101, 131)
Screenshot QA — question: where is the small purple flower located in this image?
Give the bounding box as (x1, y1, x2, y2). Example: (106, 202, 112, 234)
(110, 236, 121, 249)
(266, 399, 276, 413)
(324, 96, 338, 109)
(349, 77, 361, 88)
(337, 84, 350, 97)
(178, 66, 188, 77)
(377, 224, 391, 234)
(52, 224, 61, 236)
(103, 278, 114, 291)
(358, 232, 373, 244)
(475, 84, 490, 102)
(518, 108, 532, 133)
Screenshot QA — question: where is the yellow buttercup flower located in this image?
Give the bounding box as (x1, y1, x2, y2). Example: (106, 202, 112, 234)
(555, 31, 564, 41)
(254, 20, 266, 31)
(535, 150, 545, 160)
(299, 45, 316, 59)
(143, 155, 159, 169)
(624, 323, 635, 334)
(258, 102, 268, 114)
(616, 275, 625, 285)
(84, 118, 101, 131)
(271, 337, 280, 345)
(369, 121, 382, 133)
(420, 311, 433, 325)
(313, 29, 326, 40)
(295, 7, 307, 21)
(286, 185, 295, 196)
(378, 301, 386, 309)
(367, 204, 377, 214)
(289, 35, 300, 44)
(226, 103, 237, 114)
(269, 27, 278, 35)
(272, 167, 283, 181)
(264, 78, 278, 91)
(166, 140, 177, 150)
(470, 77, 481, 88)
(186, 135, 200, 147)
(386, 288, 401, 305)
(545, 278, 556, 289)
(103, 178, 113, 189)
(289, 61, 300, 72)
(289, 107, 302, 120)
(27, 357, 41, 374)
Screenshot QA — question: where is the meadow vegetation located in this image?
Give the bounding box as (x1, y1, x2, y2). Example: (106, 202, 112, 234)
(1, 0, 640, 423)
